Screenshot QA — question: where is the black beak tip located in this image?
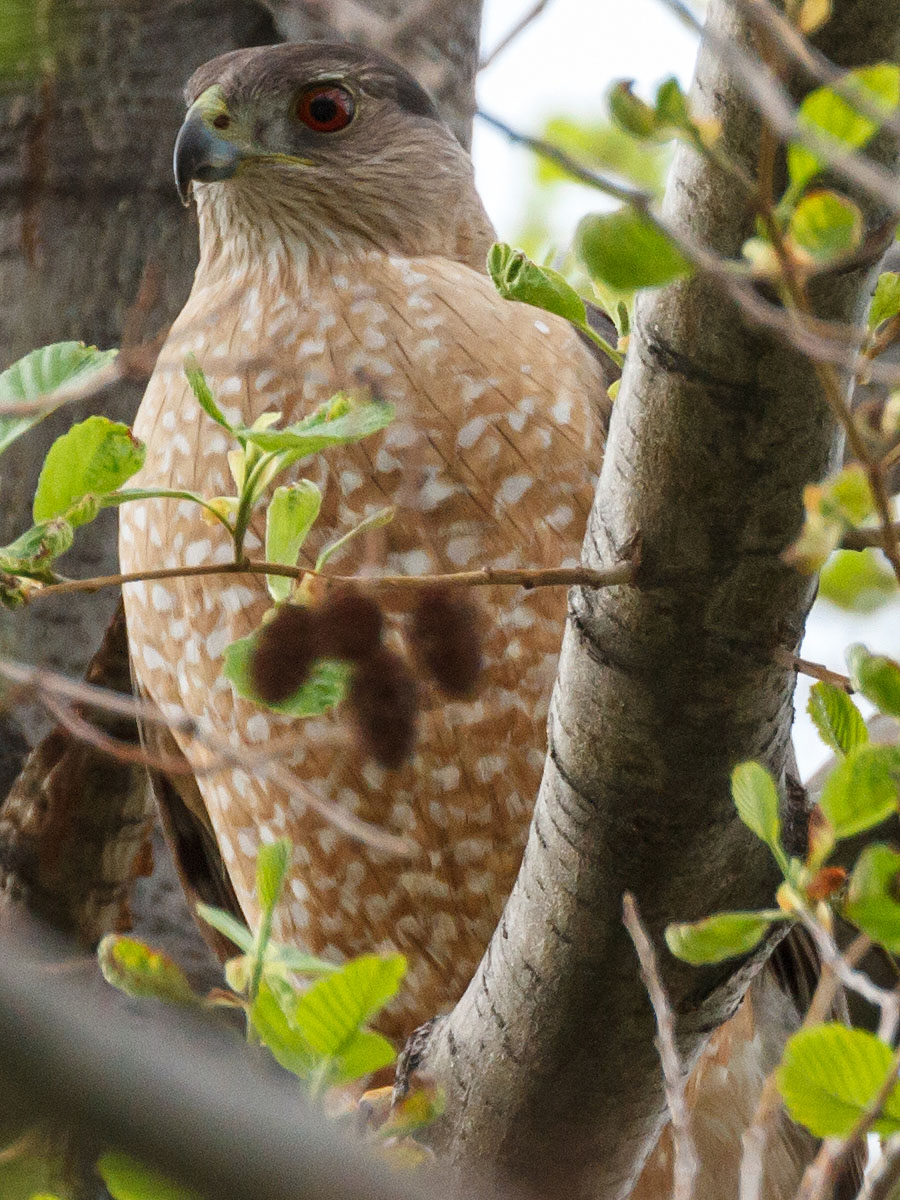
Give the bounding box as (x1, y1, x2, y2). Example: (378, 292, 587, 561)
(173, 113, 240, 206)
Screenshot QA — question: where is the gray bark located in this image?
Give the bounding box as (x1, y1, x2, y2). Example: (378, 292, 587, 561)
(419, 4, 900, 1198)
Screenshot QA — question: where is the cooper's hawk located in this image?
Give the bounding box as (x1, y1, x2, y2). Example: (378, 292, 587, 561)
(119, 42, 609, 1038)
(118, 41, 853, 1200)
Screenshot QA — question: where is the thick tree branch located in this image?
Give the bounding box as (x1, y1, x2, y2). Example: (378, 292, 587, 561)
(417, 4, 900, 1198)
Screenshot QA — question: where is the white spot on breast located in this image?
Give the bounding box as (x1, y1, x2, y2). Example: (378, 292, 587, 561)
(142, 645, 166, 672)
(446, 535, 480, 566)
(299, 338, 326, 356)
(185, 539, 212, 567)
(547, 504, 575, 528)
(433, 764, 460, 791)
(220, 377, 243, 396)
(340, 468, 364, 495)
(151, 585, 173, 613)
(497, 475, 533, 506)
(394, 549, 432, 575)
(375, 448, 401, 474)
(162, 411, 176, 432)
(457, 416, 487, 449)
(245, 713, 270, 743)
(206, 625, 230, 660)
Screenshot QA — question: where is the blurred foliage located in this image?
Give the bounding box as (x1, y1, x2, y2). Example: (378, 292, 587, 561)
(511, 111, 670, 265)
(0, 0, 62, 80)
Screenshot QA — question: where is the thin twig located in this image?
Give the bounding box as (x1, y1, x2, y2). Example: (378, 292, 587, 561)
(0, 658, 414, 858)
(775, 648, 854, 693)
(730, 0, 900, 141)
(476, 110, 900, 385)
(623, 893, 698, 1200)
(28, 557, 637, 600)
(739, 936, 871, 1200)
(479, 0, 552, 70)
(858, 1129, 900, 1200)
(656, 0, 900, 211)
(841, 521, 900, 552)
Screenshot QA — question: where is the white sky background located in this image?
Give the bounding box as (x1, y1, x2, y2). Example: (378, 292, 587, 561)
(472, 0, 900, 780)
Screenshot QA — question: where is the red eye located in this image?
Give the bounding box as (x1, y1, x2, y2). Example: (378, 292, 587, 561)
(294, 85, 355, 132)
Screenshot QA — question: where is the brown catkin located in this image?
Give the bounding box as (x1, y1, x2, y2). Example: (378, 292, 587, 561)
(317, 586, 384, 662)
(249, 603, 320, 704)
(409, 586, 482, 698)
(349, 647, 418, 769)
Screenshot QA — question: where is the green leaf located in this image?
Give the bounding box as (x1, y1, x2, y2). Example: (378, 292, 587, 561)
(655, 77, 693, 132)
(292, 954, 406, 1058)
(665, 910, 784, 965)
(264, 481, 321, 602)
(224, 636, 350, 716)
(846, 844, 900, 952)
(0, 342, 118, 458)
(819, 548, 897, 611)
(256, 837, 292, 916)
(819, 743, 900, 838)
(239, 393, 393, 458)
(731, 762, 782, 850)
(330, 1029, 396, 1085)
(195, 903, 253, 953)
(250, 979, 317, 1079)
(608, 81, 659, 139)
(184, 355, 232, 431)
(536, 114, 669, 192)
(97, 1152, 203, 1200)
(577, 208, 691, 291)
(787, 190, 862, 264)
(821, 464, 875, 526)
(33, 417, 145, 527)
(487, 243, 587, 325)
(315, 506, 395, 571)
(807, 681, 869, 756)
(848, 644, 900, 718)
(0, 518, 74, 580)
(97, 936, 199, 1006)
(869, 271, 900, 330)
(778, 1024, 900, 1137)
(788, 64, 900, 192)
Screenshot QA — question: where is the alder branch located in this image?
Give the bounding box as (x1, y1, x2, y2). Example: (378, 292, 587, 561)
(28, 556, 637, 601)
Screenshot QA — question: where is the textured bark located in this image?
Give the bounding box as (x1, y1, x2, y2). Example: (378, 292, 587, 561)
(418, 5, 900, 1198)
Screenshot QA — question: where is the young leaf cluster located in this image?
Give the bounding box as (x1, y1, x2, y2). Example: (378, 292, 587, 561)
(667, 641, 900, 1145)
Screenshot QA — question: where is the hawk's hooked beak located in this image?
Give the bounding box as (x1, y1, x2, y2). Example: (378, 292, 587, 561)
(174, 95, 243, 206)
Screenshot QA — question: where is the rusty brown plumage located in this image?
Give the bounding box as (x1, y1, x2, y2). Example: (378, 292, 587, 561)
(119, 42, 609, 1039)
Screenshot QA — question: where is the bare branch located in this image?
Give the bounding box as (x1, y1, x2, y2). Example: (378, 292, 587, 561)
(28, 556, 638, 601)
(0, 657, 413, 858)
(623, 893, 698, 1200)
(479, 1, 553, 70)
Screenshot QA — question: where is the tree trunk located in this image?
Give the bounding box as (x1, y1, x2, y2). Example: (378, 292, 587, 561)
(419, 4, 900, 1198)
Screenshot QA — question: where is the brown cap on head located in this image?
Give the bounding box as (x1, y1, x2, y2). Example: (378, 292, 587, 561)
(184, 42, 442, 126)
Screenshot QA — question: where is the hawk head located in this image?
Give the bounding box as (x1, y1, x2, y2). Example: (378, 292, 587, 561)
(174, 43, 493, 264)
